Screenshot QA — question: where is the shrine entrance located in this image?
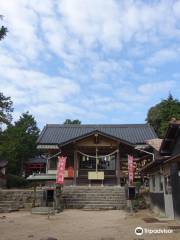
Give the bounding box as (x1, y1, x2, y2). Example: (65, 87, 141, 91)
(45, 130, 136, 186)
(78, 148, 118, 185)
(72, 132, 121, 186)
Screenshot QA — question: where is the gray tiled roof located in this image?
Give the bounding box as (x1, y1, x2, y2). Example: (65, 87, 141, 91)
(27, 156, 47, 164)
(37, 124, 157, 146)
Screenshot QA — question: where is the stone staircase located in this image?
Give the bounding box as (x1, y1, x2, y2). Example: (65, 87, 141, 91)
(62, 186, 126, 210)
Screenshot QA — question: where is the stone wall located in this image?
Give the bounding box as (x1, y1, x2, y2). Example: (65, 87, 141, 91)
(0, 189, 43, 209)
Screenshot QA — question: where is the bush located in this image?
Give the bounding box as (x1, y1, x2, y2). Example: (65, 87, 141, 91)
(7, 174, 29, 188)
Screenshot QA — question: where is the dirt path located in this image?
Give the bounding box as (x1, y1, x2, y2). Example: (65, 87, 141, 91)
(0, 209, 180, 240)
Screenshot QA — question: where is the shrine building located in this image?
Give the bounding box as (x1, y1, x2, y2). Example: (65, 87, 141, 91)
(34, 124, 157, 186)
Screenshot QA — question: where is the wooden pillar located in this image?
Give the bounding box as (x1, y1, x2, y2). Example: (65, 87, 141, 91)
(73, 148, 77, 185)
(116, 148, 120, 186)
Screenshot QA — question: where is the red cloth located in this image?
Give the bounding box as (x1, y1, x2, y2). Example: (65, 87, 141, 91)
(128, 155, 134, 184)
(56, 156, 67, 185)
(68, 166, 74, 177)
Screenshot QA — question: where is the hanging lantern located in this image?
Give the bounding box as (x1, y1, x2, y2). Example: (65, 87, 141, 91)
(82, 156, 85, 162)
(87, 156, 89, 161)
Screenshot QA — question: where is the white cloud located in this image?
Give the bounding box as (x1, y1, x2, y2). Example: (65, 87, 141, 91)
(58, 0, 122, 49)
(144, 67, 157, 75)
(0, 1, 43, 61)
(1, 0, 180, 65)
(115, 80, 176, 105)
(146, 48, 180, 66)
(0, 52, 19, 67)
(57, 0, 180, 50)
(0, 0, 180, 126)
(138, 81, 175, 95)
(0, 65, 80, 114)
(91, 59, 132, 81)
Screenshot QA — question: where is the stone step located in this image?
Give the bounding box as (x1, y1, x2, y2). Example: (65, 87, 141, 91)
(63, 187, 124, 189)
(0, 199, 21, 213)
(63, 189, 125, 192)
(63, 196, 126, 200)
(83, 206, 118, 210)
(62, 196, 125, 200)
(64, 203, 125, 210)
(63, 199, 125, 203)
(31, 207, 55, 215)
(0, 203, 19, 208)
(0, 200, 20, 205)
(63, 190, 125, 193)
(63, 200, 125, 204)
(0, 200, 18, 204)
(62, 186, 126, 210)
(63, 187, 125, 191)
(0, 206, 19, 213)
(0, 208, 13, 213)
(62, 192, 125, 195)
(63, 196, 125, 200)
(64, 195, 126, 199)
(63, 188, 125, 190)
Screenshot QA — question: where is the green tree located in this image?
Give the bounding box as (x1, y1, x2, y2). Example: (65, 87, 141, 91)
(0, 112, 39, 175)
(63, 119, 81, 124)
(0, 15, 8, 40)
(0, 92, 13, 128)
(146, 94, 180, 137)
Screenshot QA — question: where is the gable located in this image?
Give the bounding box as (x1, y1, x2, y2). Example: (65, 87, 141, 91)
(76, 132, 119, 147)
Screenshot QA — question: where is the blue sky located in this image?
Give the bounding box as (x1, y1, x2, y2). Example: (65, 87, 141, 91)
(0, 0, 180, 129)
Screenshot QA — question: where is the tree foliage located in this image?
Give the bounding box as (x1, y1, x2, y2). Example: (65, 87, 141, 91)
(0, 112, 39, 175)
(0, 92, 13, 128)
(0, 15, 8, 41)
(146, 94, 180, 137)
(63, 119, 81, 124)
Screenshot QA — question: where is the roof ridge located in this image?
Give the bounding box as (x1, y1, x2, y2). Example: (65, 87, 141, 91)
(46, 123, 149, 128)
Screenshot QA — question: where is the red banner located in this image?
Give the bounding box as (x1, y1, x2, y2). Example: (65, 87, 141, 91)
(56, 156, 67, 185)
(128, 155, 134, 185)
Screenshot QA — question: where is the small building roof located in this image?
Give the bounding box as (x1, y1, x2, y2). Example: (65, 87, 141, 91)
(37, 124, 157, 147)
(27, 174, 56, 181)
(146, 138, 163, 151)
(26, 156, 47, 164)
(160, 121, 180, 155)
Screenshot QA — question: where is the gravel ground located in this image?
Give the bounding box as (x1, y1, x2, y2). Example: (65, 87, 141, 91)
(0, 209, 180, 240)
